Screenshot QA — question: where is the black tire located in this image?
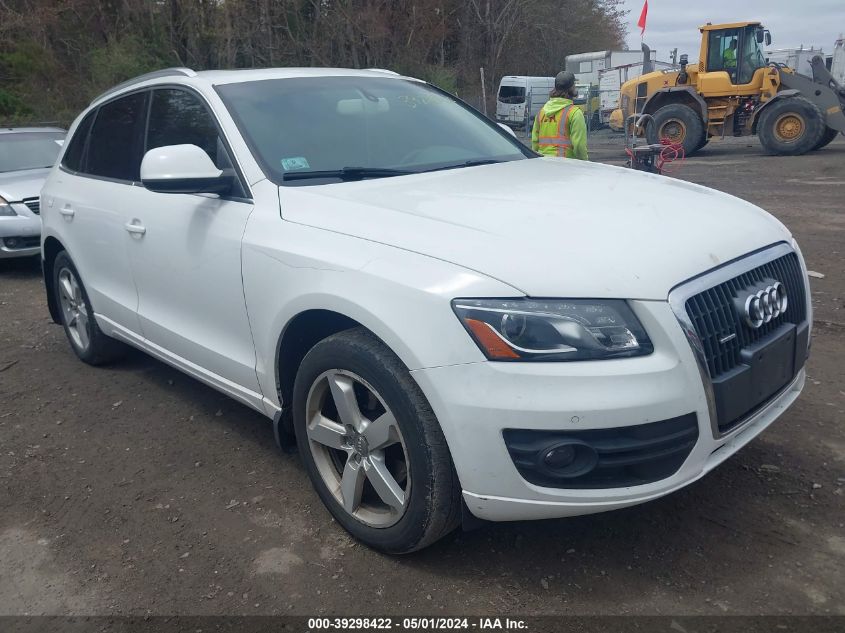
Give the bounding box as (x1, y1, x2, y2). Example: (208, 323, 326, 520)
(52, 251, 125, 365)
(293, 327, 461, 554)
(695, 136, 710, 152)
(812, 126, 840, 151)
(646, 103, 706, 157)
(757, 97, 825, 156)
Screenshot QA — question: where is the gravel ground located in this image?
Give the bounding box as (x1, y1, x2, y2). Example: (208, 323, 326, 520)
(1, 135, 843, 617)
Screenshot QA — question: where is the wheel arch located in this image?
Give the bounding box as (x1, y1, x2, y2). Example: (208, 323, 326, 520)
(641, 87, 708, 120)
(274, 308, 361, 419)
(270, 301, 430, 442)
(751, 89, 800, 134)
(42, 235, 66, 324)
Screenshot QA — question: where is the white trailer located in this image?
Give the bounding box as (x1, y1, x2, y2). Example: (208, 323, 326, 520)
(495, 75, 554, 129)
(565, 49, 656, 86)
(832, 35, 845, 85)
(766, 46, 825, 76)
(597, 61, 677, 125)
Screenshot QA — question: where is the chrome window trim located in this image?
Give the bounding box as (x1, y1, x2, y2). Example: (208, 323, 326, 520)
(667, 241, 804, 439)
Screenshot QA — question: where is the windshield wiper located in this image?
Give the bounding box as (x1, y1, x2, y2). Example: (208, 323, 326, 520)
(282, 166, 412, 182)
(421, 158, 505, 173)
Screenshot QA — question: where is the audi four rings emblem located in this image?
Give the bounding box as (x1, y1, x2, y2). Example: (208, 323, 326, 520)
(743, 282, 788, 329)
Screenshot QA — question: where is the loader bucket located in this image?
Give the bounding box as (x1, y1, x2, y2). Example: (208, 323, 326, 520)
(779, 57, 845, 133)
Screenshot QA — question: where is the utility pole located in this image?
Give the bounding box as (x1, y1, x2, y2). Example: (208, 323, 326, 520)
(480, 67, 488, 115)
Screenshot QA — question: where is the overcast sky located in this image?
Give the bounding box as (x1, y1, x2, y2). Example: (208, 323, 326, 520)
(619, 0, 845, 62)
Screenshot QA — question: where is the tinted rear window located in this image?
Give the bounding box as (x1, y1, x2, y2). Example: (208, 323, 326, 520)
(86, 91, 147, 181)
(498, 86, 526, 104)
(62, 112, 95, 172)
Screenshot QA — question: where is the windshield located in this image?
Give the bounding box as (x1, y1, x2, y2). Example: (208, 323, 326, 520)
(740, 27, 768, 83)
(0, 131, 65, 173)
(217, 77, 532, 186)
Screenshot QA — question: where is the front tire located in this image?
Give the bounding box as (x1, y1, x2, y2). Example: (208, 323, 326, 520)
(757, 97, 825, 155)
(52, 251, 125, 365)
(292, 327, 461, 554)
(647, 103, 706, 157)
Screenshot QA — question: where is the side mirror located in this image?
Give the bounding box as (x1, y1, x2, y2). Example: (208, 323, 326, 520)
(141, 144, 233, 195)
(756, 30, 765, 44)
(498, 122, 517, 137)
(765, 31, 772, 46)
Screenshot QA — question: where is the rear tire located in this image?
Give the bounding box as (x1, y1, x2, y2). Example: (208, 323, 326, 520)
(812, 126, 840, 151)
(647, 103, 706, 157)
(292, 327, 461, 554)
(52, 251, 125, 365)
(757, 97, 825, 155)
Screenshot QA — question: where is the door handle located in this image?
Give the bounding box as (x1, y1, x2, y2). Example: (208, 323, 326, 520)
(125, 221, 146, 236)
(59, 207, 75, 219)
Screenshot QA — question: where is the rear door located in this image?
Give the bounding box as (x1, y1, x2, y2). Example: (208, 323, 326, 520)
(43, 92, 146, 334)
(123, 86, 262, 404)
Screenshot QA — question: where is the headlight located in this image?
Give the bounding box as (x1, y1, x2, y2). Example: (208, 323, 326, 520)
(452, 298, 653, 361)
(0, 196, 17, 217)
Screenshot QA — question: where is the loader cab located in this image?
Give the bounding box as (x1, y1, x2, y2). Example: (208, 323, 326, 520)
(701, 23, 771, 90)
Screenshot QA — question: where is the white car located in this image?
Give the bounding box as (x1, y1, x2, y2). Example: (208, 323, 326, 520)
(0, 127, 65, 258)
(41, 67, 811, 553)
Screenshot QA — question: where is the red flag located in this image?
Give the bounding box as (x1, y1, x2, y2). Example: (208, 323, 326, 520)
(637, 0, 648, 35)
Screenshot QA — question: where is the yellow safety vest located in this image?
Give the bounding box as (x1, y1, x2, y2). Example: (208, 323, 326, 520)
(535, 105, 575, 157)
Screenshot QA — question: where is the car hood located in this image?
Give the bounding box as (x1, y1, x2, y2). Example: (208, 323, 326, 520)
(279, 158, 792, 299)
(0, 168, 51, 202)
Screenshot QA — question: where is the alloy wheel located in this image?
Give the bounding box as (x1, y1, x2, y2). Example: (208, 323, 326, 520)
(57, 267, 90, 352)
(305, 369, 410, 527)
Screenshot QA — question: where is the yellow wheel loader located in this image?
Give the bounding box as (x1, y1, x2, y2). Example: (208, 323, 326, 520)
(614, 22, 845, 156)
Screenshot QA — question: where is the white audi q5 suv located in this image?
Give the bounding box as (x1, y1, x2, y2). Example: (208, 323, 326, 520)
(40, 67, 810, 553)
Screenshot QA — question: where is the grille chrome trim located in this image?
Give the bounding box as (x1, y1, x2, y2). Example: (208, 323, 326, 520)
(668, 242, 807, 439)
(22, 198, 40, 215)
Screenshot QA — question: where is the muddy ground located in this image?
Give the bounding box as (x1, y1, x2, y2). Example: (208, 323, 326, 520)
(1, 135, 843, 617)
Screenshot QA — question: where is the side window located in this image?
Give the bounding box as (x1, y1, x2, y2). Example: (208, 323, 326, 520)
(61, 110, 96, 172)
(709, 30, 739, 75)
(86, 92, 148, 181)
(146, 89, 244, 197)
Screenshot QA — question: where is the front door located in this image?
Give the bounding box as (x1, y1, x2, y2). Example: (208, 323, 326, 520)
(124, 87, 263, 406)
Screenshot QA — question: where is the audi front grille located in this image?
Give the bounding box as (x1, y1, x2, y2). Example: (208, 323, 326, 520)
(671, 245, 810, 437)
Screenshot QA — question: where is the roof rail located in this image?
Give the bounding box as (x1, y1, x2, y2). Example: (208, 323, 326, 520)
(93, 67, 197, 104)
(367, 68, 400, 75)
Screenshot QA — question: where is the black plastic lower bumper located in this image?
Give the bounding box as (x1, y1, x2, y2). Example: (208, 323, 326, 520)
(503, 413, 699, 489)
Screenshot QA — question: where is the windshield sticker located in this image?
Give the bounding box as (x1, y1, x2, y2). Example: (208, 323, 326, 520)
(281, 156, 310, 171)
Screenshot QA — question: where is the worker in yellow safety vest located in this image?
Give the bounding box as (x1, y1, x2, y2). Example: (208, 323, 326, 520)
(531, 71, 588, 160)
(723, 39, 738, 71)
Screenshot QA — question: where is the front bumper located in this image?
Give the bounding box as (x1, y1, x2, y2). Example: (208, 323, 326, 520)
(411, 299, 805, 522)
(0, 204, 41, 258)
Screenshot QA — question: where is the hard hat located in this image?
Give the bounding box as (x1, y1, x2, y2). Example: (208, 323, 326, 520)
(555, 71, 576, 91)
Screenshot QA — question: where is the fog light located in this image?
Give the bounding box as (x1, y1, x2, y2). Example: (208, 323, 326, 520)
(543, 445, 576, 469)
(536, 441, 599, 478)
(4, 237, 19, 249)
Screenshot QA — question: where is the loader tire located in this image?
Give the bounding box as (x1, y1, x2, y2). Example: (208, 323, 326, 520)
(812, 126, 840, 151)
(646, 103, 705, 157)
(758, 97, 825, 156)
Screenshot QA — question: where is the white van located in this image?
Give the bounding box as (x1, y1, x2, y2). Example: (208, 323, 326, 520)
(496, 76, 554, 129)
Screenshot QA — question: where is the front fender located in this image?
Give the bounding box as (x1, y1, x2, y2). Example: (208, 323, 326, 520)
(241, 214, 519, 409)
(751, 89, 800, 134)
